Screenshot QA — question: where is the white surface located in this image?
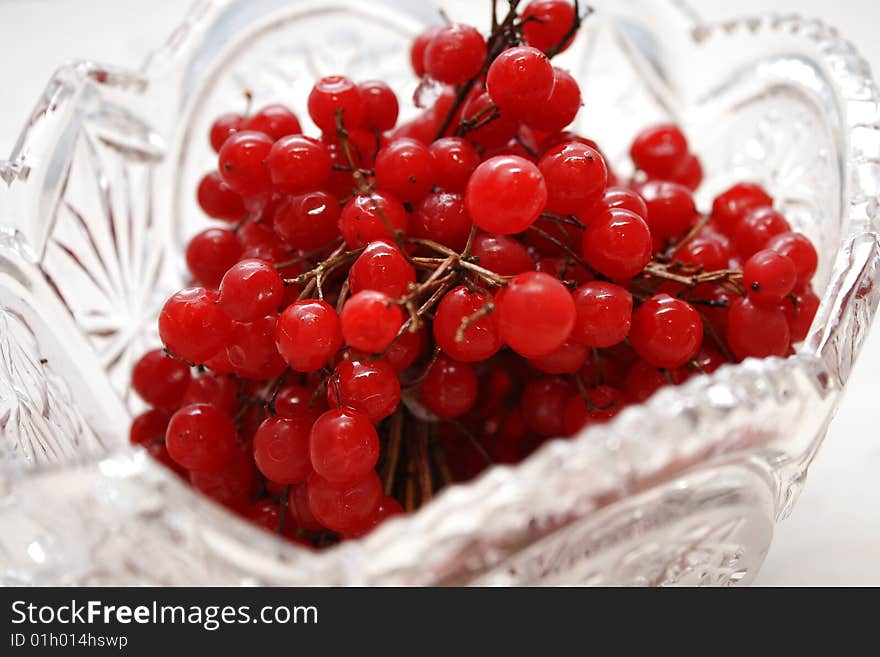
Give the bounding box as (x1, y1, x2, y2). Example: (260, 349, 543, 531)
(0, 0, 877, 585)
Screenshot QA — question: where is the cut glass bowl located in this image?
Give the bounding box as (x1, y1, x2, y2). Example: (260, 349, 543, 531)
(1, 0, 878, 585)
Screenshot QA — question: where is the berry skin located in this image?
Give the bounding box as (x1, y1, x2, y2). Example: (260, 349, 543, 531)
(273, 190, 340, 251)
(521, 0, 577, 53)
(349, 241, 416, 298)
(225, 314, 287, 380)
(130, 408, 172, 447)
(460, 91, 519, 148)
(677, 234, 731, 272)
(630, 125, 689, 179)
(411, 192, 473, 251)
(339, 192, 409, 249)
(429, 137, 480, 193)
(466, 156, 548, 235)
(727, 297, 791, 360)
(197, 172, 246, 222)
(383, 326, 426, 373)
(159, 287, 234, 364)
(288, 482, 324, 531)
(600, 186, 648, 219)
(529, 338, 587, 374)
(669, 153, 703, 191)
(521, 67, 581, 133)
(638, 181, 696, 240)
(210, 112, 242, 153)
(735, 207, 791, 258)
(420, 356, 478, 419)
(340, 290, 404, 353)
(327, 358, 401, 424)
(241, 104, 302, 140)
(471, 233, 535, 276)
(254, 417, 312, 484)
(218, 259, 283, 322)
(572, 282, 633, 348)
(424, 24, 487, 85)
(562, 385, 625, 436)
(132, 349, 191, 411)
(785, 287, 820, 342)
(629, 295, 703, 369)
(497, 272, 576, 358)
(307, 471, 382, 534)
(310, 407, 380, 485)
(358, 80, 399, 131)
(275, 300, 343, 372)
(274, 383, 327, 423)
(711, 183, 773, 236)
(375, 138, 436, 203)
(185, 228, 243, 289)
(433, 286, 502, 362)
(267, 135, 332, 194)
(744, 250, 797, 307)
(539, 142, 608, 217)
(183, 373, 238, 416)
(165, 403, 237, 472)
(410, 27, 441, 77)
(218, 130, 274, 198)
(190, 448, 258, 511)
(521, 377, 573, 437)
(307, 75, 364, 132)
(767, 232, 818, 288)
(582, 208, 653, 280)
(487, 46, 554, 114)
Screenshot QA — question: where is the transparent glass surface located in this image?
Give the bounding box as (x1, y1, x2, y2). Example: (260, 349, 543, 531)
(1, 0, 878, 585)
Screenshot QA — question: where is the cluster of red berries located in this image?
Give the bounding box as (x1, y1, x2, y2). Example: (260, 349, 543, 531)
(129, 0, 820, 546)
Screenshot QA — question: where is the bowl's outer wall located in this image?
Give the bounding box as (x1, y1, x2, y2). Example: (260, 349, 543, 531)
(0, 0, 878, 585)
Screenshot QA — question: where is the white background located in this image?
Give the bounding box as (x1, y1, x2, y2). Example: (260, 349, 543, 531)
(0, 0, 877, 585)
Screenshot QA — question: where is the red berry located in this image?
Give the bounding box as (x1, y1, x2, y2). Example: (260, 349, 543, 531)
(669, 153, 703, 191)
(339, 192, 409, 249)
(288, 482, 323, 531)
(562, 385, 625, 436)
(349, 241, 415, 298)
(623, 360, 670, 403)
(466, 155, 547, 235)
(727, 297, 791, 360)
(358, 80, 399, 131)
(218, 259, 283, 322)
(411, 27, 440, 77)
(132, 348, 191, 411)
(471, 233, 535, 276)
(340, 290, 404, 353)
(734, 207, 791, 258)
(429, 137, 480, 193)
(677, 234, 731, 271)
(130, 408, 171, 446)
(784, 287, 820, 342)
(327, 358, 401, 423)
(267, 135, 332, 194)
(639, 181, 696, 240)
(185, 228, 243, 289)
(497, 272, 575, 358)
(274, 383, 326, 423)
(183, 373, 238, 416)
(521, 68, 581, 133)
(307, 75, 364, 132)
(225, 314, 287, 380)
(307, 471, 382, 534)
(166, 403, 237, 472)
(521, 0, 577, 53)
(600, 186, 648, 218)
(411, 192, 473, 251)
(275, 300, 343, 372)
(572, 282, 633, 348)
(310, 407, 380, 485)
(251, 415, 311, 484)
(529, 338, 587, 374)
(521, 377, 573, 437)
(460, 91, 519, 148)
(581, 208, 653, 280)
(487, 46, 554, 114)
(273, 190, 340, 251)
(630, 125, 689, 179)
(539, 142, 608, 217)
(629, 295, 703, 368)
(242, 104, 302, 140)
(218, 130, 274, 198)
(210, 112, 242, 153)
(190, 448, 257, 511)
(383, 326, 426, 373)
(711, 183, 773, 236)
(159, 287, 234, 364)
(375, 138, 436, 203)
(420, 356, 478, 419)
(433, 286, 502, 362)
(424, 24, 486, 85)
(767, 232, 818, 288)
(744, 249, 797, 307)
(197, 172, 246, 222)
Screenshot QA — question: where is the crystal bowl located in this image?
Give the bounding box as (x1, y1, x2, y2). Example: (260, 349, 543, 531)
(1, 0, 878, 586)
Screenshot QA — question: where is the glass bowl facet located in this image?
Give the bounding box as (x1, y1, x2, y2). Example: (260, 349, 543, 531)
(1, 0, 878, 585)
